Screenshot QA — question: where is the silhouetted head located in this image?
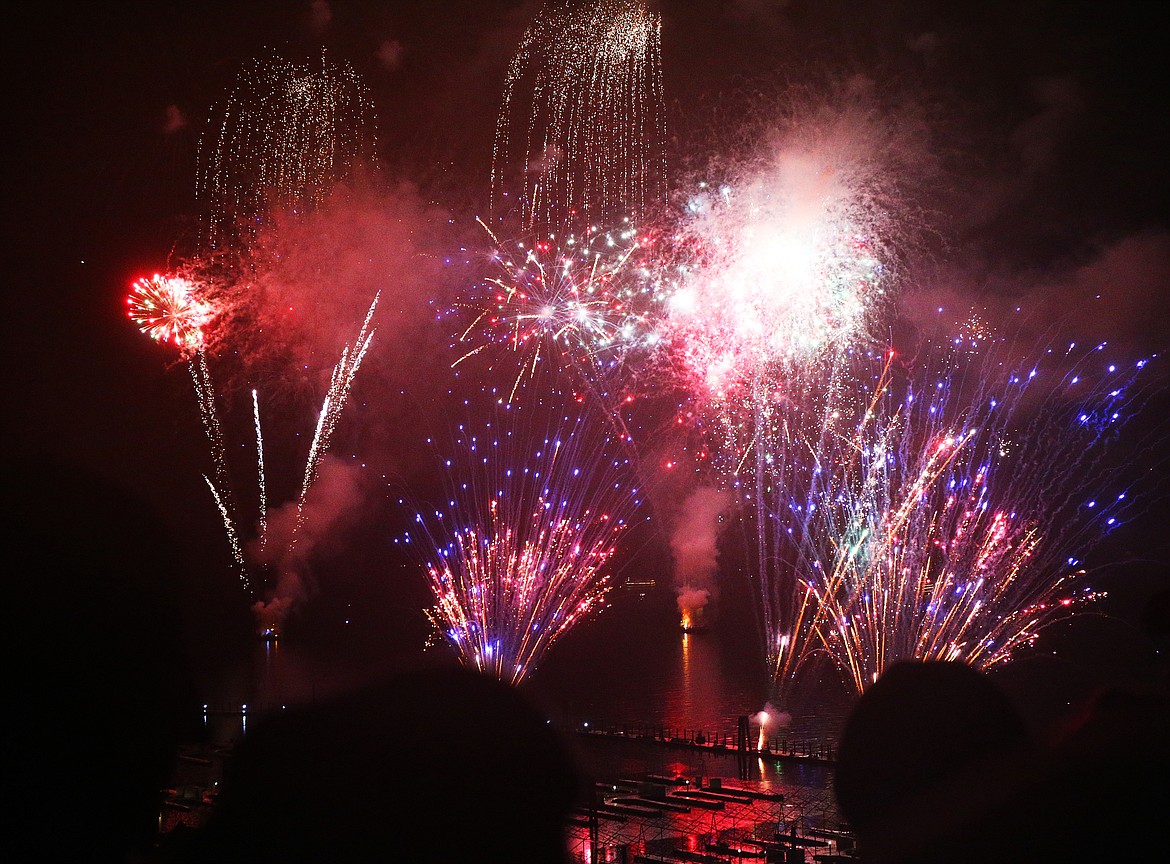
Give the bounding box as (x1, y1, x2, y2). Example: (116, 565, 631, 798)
(175, 665, 582, 863)
(833, 661, 1034, 863)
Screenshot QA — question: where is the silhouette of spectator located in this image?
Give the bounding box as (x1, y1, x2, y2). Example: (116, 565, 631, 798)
(832, 661, 1037, 863)
(160, 664, 583, 863)
(6, 456, 198, 863)
(834, 659, 1169, 863)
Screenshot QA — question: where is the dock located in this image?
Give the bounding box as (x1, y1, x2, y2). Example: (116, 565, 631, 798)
(576, 724, 836, 766)
(568, 771, 851, 864)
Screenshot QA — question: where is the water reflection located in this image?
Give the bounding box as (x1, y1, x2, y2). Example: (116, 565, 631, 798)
(668, 631, 722, 730)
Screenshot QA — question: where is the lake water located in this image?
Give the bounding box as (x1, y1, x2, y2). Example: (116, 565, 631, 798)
(188, 583, 856, 752)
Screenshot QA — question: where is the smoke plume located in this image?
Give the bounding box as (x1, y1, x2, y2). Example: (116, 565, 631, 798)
(751, 701, 792, 750)
(669, 485, 732, 629)
(249, 455, 366, 634)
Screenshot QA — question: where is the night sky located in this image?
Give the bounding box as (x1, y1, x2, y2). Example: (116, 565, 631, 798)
(9, 1, 1169, 683)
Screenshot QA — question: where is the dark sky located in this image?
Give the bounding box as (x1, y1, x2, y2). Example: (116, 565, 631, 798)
(8, 1, 1169, 673)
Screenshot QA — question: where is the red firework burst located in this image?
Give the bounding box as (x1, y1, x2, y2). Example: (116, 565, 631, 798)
(126, 273, 212, 355)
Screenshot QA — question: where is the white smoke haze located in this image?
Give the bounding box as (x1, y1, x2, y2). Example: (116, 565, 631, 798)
(669, 485, 732, 626)
(751, 700, 792, 749)
(676, 585, 711, 618)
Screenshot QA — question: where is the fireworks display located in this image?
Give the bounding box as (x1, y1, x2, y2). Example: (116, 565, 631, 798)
(196, 51, 377, 252)
(18, 3, 1170, 853)
(113, 2, 1167, 711)
(759, 340, 1161, 696)
(454, 217, 671, 413)
(123, 43, 390, 635)
(126, 274, 213, 356)
(656, 97, 910, 469)
(127, 272, 251, 585)
(247, 293, 380, 637)
(127, 258, 381, 625)
(292, 292, 379, 546)
(617, 100, 919, 691)
(400, 394, 646, 684)
(491, 0, 667, 232)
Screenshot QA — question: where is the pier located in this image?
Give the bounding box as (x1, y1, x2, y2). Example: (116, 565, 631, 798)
(573, 718, 837, 766)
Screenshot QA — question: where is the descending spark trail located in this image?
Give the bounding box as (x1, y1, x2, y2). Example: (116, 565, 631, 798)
(189, 350, 246, 583)
(204, 475, 248, 591)
(491, 0, 667, 232)
(764, 341, 1161, 697)
(196, 51, 377, 252)
(400, 394, 646, 684)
